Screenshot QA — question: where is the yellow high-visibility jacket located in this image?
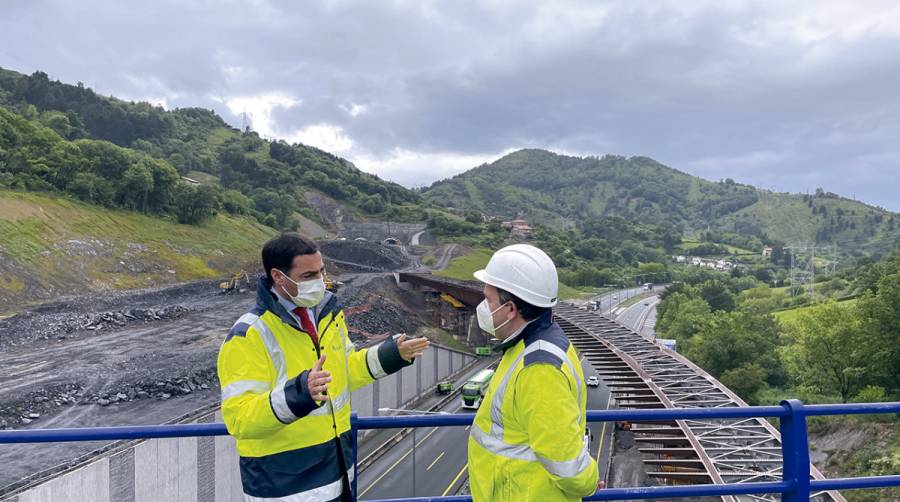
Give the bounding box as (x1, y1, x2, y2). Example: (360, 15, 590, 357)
(468, 310, 599, 501)
(217, 276, 411, 501)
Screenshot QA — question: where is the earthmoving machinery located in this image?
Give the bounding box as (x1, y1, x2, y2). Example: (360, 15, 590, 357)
(219, 271, 250, 294)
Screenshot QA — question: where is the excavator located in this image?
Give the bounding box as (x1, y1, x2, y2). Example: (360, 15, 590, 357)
(324, 272, 343, 292)
(219, 271, 250, 294)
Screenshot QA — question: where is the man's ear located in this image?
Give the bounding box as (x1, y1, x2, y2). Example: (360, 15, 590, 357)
(506, 300, 519, 321)
(270, 269, 283, 287)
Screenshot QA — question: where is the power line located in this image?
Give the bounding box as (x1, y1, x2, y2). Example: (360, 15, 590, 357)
(786, 243, 839, 297)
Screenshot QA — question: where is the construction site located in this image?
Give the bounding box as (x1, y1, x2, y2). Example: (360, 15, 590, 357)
(0, 228, 465, 490)
(1, 224, 890, 502)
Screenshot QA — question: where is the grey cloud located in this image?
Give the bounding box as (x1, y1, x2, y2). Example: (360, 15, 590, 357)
(1, 0, 899, 210)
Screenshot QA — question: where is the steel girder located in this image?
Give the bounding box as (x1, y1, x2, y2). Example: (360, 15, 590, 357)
(554, 304, 843, 502)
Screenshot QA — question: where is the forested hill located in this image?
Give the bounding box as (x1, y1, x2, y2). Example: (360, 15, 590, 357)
(424, 149, 900, 257)
(0, 67, 424, 229)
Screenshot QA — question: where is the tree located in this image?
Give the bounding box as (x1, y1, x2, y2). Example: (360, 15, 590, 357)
(856, 270, 900, 393)
(655, 293, 712, 341)
(699, 281, 735, 312)
(118, 163, 153, 211)
(683, 311, 782, 384)
(781, 301, 874, 402)
(221, 189, 252, 215)
(719, 363, 768, 404)
(464, 210, 482, 224)
(174, 184, 221, 224)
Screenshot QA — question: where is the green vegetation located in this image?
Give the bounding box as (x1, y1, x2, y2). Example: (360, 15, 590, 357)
(657, 246, 900, 406)
(773, 298, 858, 323)
(0, 67, 426, 231)
(822, 423, 900, 502)
(0, 189, 274, 307)
(434, 248, 493, 281)
(435, 247, 586, 300)
(425, 149, 898, 257)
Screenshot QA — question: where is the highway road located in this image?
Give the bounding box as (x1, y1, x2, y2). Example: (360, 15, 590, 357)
(358, 350, 616, 499)
(357, 358, 495, 500)
(356, 286, 660, 499)
(615, 294, 660, 338)
(588, 286, 648, 313)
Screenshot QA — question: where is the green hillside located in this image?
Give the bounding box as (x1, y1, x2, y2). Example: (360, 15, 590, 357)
(0, 67, 426, 230)
(424, 149, 899, 257)
(0, 189, 274, 309)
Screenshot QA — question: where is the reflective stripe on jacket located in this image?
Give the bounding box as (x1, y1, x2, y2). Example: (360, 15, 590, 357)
(217, 276, 411, 500)
(468, 310, 599, 501)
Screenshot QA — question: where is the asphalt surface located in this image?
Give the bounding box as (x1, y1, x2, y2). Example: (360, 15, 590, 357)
(358, 341, 618, 499)
(615, 294, 660, 338)
(587, 286, 649, 314)
(357, 358, 497, 500)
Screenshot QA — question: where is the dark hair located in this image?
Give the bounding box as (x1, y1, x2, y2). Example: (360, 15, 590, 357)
(262, 233, 319, 281)
(498, 288, 549, 321)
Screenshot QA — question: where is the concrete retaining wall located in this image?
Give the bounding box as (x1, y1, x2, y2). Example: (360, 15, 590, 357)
(2, 345, 476, 502)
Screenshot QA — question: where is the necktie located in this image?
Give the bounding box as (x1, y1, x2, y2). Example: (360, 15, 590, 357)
(293, 307, 319, 347)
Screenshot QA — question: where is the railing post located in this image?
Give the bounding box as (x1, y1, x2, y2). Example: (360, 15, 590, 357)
(351, 412, 359, 501)
(779, 399, 810, 501)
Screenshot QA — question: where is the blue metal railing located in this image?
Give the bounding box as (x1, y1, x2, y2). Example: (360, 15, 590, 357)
(1, 400, 898, 501)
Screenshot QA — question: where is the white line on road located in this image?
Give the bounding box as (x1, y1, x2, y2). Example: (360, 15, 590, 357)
(427, 451, 445, 471)
(359, 427, 439, 497)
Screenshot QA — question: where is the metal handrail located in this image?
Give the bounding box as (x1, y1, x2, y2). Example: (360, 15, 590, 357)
(1, 401, 898, 501)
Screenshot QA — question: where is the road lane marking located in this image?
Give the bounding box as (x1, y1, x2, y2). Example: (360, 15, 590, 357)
(596, 391, 613, 468)
(427, 451, 445, 471)
(359, 427, 439, 497)
(443, 463, 468, 496)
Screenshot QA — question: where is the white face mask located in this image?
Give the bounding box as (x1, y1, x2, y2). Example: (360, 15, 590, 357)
(477, 299, 511, 337)
(281, 273, 326, 307)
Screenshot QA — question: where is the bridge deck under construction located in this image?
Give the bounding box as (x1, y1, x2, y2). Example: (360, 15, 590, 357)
(554, 303, 844, 502)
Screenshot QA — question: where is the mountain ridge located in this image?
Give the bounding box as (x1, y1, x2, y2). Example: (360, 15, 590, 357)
(424, 148, 899, 257)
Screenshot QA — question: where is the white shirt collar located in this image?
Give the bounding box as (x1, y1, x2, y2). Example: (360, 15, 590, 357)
(270, 286, 314, 324)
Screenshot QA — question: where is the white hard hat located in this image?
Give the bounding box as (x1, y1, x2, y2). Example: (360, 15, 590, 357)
(473, 244, 558, 308)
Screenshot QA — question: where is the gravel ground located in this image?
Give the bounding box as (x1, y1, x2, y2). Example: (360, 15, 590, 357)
(0, 262, 432, 491)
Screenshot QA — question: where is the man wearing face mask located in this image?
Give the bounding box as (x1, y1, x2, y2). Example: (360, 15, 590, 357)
(217, 232, 430, 502)
(467, 244, 599, 501)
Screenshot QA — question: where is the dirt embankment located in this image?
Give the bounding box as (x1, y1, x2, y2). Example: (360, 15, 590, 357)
(0, 264, 435, 491)
(809, 420, 900, 501)
(320, 239, 412, 272)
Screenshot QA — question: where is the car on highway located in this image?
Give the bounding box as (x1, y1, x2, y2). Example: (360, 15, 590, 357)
(644, 302, 650, 306)
(587, 375, 600, 387)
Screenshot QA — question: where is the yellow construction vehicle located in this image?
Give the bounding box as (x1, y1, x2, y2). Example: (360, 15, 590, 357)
(324, 272, 343, 292)
(219, 271, 250, 294)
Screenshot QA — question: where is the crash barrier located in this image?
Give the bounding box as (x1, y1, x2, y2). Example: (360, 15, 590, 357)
(1, 401, 898, 501)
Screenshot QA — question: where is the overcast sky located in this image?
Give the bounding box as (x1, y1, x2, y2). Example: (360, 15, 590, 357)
(2, 0, 899, 210)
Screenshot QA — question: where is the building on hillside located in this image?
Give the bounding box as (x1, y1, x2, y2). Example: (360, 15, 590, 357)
(762, 246, 773, 257)
(502, 219, 533, 238)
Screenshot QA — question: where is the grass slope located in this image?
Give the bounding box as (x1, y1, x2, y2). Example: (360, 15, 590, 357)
(773, 298, 859, 324)
(435, 247, 585, 300)
(0, 189, 275, 309)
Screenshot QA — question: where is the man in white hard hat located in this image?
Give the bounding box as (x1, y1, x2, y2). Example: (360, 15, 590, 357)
(467, 244, 599, 501)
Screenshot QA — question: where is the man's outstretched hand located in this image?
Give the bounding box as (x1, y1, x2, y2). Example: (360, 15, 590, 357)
(396, 334, 430, 362)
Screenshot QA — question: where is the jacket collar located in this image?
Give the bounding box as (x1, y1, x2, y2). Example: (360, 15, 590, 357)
(492, 309, 554, 353)
(255, 275, 337, 330)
